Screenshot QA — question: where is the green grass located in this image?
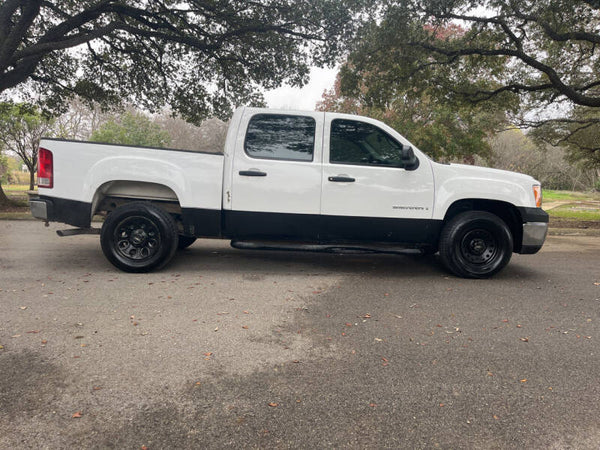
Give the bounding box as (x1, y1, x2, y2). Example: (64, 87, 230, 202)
(3, 184, 32, 192)
(543, 189, 600, 202)
(548, 203, 600, 221)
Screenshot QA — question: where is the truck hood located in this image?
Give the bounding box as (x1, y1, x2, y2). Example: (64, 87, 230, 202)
(433, 162, 539, 186)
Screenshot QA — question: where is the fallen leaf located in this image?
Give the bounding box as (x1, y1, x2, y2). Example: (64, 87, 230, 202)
(72, 411, 83, 418)
(0, 345, 4, 350)
(520, 379, 527, 383)
(268, 402, 278, 407)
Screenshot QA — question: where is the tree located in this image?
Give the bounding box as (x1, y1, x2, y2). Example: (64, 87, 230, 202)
(0, 151, 10, 207)
(341, 0, 600, 164)
(155, 113, 228, 153)
(90, 110, 171, 147)
(52, 98, 110, 141)
(0, 0, 370, 122)
(0, 102, 53, 191)
(319, 30, 511, 161)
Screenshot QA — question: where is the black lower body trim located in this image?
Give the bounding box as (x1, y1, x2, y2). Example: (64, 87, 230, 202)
(223, 210, 442, 246)
(224, 210, 320, 241)
(320, 214, 442, 245)
(181, 208, 222, 238)
(37, 196, 92, 228)
(517, 207, 549, 223)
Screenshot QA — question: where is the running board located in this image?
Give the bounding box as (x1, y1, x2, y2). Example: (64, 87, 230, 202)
(56, 228, 101, 237)
(230, 240, 424, 255)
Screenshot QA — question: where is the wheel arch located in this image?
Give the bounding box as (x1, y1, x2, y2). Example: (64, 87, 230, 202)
(442, 199, 523, 253)
(91, 180, 183, 218)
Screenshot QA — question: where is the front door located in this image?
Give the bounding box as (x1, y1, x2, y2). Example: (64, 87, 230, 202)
(320, 116, 436, 244)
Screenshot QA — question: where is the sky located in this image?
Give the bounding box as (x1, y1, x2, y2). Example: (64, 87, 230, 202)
(263, 66, 338, 111)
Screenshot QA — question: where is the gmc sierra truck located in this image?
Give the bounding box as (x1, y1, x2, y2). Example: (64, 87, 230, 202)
(29, 107, 548, 278)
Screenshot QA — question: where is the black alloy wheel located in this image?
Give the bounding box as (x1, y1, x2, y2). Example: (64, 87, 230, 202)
(101, 202, 179, 272)
(439, 210, 513, 278)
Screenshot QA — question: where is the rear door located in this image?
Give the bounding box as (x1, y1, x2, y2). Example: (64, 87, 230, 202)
(226, 110, 324, 240)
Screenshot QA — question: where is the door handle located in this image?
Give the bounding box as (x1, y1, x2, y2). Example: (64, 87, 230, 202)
(328, 176, 355, 182)
(239, 170, 267, 177)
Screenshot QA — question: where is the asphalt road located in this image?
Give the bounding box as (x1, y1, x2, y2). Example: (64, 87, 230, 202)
(1, 220, 600, 449)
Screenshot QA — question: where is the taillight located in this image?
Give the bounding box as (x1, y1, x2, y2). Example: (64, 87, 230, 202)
(533, 185, 542, 208)
(38, 147, 53, 188)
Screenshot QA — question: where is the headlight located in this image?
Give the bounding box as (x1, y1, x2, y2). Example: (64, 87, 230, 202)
(533, 185, 542, 208)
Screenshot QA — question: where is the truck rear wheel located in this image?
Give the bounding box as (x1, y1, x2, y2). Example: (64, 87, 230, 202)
(439, 211, 513, 278)
(100, 202, 179, 273)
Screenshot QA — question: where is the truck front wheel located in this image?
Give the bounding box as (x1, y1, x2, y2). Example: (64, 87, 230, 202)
(439, 211, 513, 278)
(100, 202, 179, 273)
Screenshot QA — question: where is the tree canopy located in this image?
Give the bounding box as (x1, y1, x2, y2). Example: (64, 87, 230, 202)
(339, 0, 600, 166)
(0, 0, 369, 122)
(0, 101, 53, 190)
(90, 110, 171, 147)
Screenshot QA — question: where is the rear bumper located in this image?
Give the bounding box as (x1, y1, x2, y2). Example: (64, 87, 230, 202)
(517, 207, 549, 254)
(30, 198, 50, 220)
(29, 196, 92, 228)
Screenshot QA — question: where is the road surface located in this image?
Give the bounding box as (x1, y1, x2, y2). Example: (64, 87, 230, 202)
(1, 221, 599, 449)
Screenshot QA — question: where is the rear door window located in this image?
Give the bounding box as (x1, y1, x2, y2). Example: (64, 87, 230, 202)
(245, 114, 315, 162)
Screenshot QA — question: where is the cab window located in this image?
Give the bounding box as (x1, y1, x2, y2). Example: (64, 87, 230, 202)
(330, 119, 405, 167)
(245, 114, 315, 161)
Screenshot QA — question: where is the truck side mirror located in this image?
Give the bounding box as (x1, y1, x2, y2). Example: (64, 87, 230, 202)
(400, 144, 419, 171)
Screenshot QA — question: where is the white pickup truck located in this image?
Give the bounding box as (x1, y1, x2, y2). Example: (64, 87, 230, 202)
(30, 106, 548, 278)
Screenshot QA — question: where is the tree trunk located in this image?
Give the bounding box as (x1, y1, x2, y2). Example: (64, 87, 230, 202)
(0, 183, 12, 208)
(29, 169, 35, 191)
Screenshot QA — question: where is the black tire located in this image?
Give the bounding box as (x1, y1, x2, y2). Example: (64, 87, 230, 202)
(439, 211, 513, 278)
(178, 235, 197, 250)
(100, 202, 179, 273)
